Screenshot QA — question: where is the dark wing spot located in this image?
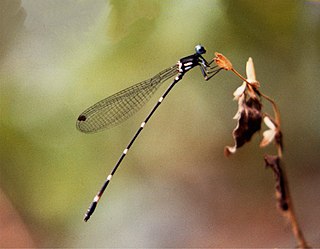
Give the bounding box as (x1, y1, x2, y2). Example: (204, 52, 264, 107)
(78, 115, 87, 121)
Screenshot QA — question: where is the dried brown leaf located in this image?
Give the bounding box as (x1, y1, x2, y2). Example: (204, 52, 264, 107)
(264, 155, 289, 212)
(225, 95, 262, 156)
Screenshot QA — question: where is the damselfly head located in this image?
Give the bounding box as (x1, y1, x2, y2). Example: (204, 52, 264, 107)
(195, 44, 206, 55)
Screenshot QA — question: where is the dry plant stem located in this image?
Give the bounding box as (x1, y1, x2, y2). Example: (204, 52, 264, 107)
(230, 67, 309, 248)
(281, 161, 310, 248)
(277, 143, 283, 158)
(259, 92, 283, 157)
(260, 99, 309, 248)
(230, 68, 247, 83)
(259, 92, 281, 129)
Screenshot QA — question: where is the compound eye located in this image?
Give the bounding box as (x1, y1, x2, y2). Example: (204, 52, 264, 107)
(195, 44, 206, 55)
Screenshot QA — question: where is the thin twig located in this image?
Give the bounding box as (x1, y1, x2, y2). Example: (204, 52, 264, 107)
(281, 163, 310, 248)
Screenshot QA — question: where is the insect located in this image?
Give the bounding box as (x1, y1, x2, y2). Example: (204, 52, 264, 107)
(77, 45, 221, 221)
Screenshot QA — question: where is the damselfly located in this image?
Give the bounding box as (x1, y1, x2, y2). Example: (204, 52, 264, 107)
(77, 45, 221, 221)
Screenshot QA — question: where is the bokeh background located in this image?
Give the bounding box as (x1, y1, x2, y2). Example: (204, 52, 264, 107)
(0, 0, 319, 247)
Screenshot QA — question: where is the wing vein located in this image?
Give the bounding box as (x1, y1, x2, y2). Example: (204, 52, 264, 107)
(76, 65, 178, 133)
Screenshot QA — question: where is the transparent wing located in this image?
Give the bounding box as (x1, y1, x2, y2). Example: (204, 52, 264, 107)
(76, 65, 178, 133)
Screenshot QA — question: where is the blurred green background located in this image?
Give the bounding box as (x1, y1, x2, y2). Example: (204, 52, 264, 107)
(0, 0, 319, 247)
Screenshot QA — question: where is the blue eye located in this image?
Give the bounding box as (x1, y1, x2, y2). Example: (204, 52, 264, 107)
(195, 44, 206, 55)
